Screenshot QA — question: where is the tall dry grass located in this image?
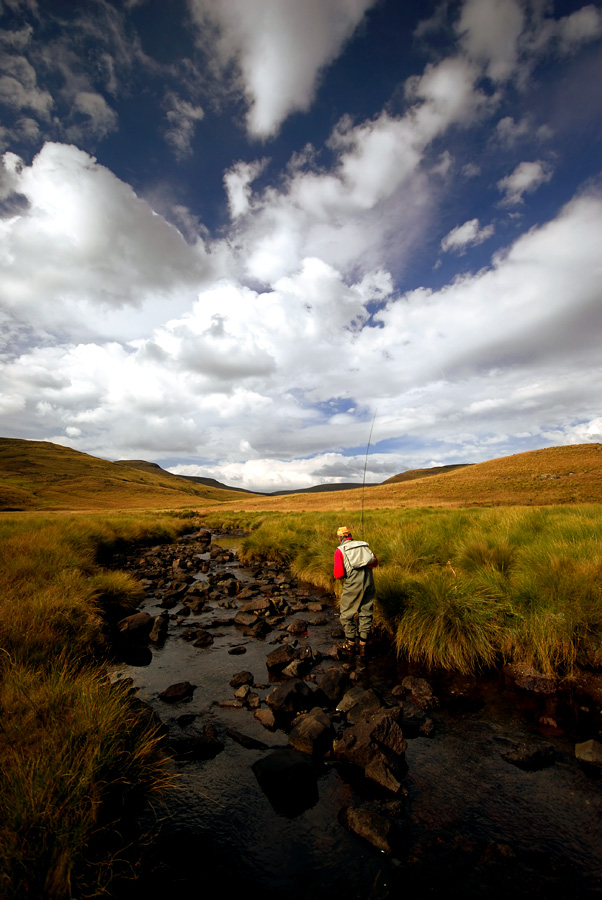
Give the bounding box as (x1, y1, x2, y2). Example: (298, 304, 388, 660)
(0, 510, 197, 898)
(201, 505, 602, 677)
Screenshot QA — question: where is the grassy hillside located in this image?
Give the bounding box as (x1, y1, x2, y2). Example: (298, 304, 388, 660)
(0, 438, 249, 511)
(382, 463, 471, 484)
(2, 437, 602, 513)
(201, 443, 602, 511)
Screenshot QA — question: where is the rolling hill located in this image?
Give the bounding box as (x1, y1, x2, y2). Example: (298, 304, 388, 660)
(0, 438, 255, 511)
(1, 437, 602, 512)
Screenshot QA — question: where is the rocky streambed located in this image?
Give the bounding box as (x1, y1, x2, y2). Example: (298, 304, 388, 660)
(109, 528, 602, 899)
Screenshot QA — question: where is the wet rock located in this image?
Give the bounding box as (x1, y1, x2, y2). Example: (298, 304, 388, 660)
(401, 676, 439, 710)
(287, 619, 309, 634)
(337, 686, 383, 723)
(266, 678, 316, 717)
(234, 684, 250, 700)
(306, 601, 324, 612)
(117, 611, 153, 643)
(149, 613, 168, 644)
(419, 717, 436, 737)
(266, 644, 298, 673)
(228, 645, 247, 655)
(169, 723, 224, 760)
(247, 692, 261, 710)
(334, 708, 407, 793)
(240, 596, 273, 614)
(252, 748, 319, 816)
(309, 616, 329, 626)
(230, 670, 255, 688)
(204, 615, 232, 627)
(505, 664, 557, 694)
(399, 700, 434, 738)
(255, 708, 276, 729)
(176, 713, 197, 728)
(338, 804, 404, 854)
(575, 739, 602, 766)
(193, 629, 214, 648)
(501, 740, 555, 770)
(158, 681, 196, 703)
(183, 597, 205, 614)
(570, 671, 602, 707)
(315, 667, 350, 707)
(218, 699, 244, 709)
(281, 659, 312, 678)
(234, 611, 258, 627)
(288, 708, 334, 756)
(243, 619, 273, 639)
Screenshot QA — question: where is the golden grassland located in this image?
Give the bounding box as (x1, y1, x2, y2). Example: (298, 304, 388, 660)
(2, 438, 602, 896)
(3, 438, 602, 514)
(0, 437, 253, 511)
(200, 443, 602, 512)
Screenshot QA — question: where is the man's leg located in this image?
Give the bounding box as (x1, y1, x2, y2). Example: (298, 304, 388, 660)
(339, 570, 364, 640)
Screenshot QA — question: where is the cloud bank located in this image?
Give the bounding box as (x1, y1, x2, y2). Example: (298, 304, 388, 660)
(0, 0, 601, 491)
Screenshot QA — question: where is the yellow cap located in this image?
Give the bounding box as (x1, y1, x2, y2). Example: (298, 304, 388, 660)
(337, 526, 351, 537)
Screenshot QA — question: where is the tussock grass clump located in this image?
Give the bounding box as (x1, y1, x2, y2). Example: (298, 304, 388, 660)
(0, 660, 169, 900)
(393, 571, 506, 674)
(209, 504, 602, 676)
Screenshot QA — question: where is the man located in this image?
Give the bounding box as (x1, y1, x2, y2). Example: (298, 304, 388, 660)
(334, 526, 378, 657)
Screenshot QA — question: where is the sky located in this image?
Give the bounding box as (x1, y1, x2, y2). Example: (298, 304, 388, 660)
(0, 0, 601, 493)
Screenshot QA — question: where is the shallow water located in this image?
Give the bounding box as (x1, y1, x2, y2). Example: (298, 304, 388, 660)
(111, 538, 602, 899)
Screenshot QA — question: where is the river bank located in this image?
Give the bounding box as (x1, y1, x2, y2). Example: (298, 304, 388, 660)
(109, 528, 602, 899)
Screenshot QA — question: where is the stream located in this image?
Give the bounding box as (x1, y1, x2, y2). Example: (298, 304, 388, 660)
(109, 531, 602, 899)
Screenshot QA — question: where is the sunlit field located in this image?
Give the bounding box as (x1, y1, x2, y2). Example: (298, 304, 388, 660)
(2, 440, 602, 895)
(201, 505, 602, 677)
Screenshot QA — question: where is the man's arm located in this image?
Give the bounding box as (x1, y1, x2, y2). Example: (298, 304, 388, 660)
(334, 547, 346, 579)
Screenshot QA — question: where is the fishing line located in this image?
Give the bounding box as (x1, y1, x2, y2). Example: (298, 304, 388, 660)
(361, 408, 377, 538)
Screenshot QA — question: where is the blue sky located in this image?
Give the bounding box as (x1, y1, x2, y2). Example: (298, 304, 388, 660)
(1, 0, 601, 491)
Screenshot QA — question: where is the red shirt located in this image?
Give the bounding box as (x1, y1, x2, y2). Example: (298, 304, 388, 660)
(334, 540, 378, 579)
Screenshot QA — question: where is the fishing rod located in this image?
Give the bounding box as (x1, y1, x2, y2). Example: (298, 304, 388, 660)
(360, 408, 377, 538)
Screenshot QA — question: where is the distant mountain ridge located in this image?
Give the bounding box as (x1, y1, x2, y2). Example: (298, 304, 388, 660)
(117, 458, 379, 495)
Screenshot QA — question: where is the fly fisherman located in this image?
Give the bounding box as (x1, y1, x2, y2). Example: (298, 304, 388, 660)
(334, 526, 378, 657)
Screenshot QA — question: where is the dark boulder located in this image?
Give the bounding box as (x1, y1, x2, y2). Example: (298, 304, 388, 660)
(193, 629, 214, 648)
(337, 686, 383, 724)
(229, 670, 255, 688)
(288, 708, 334, 756)
(252, 748, 319, 816)
(117, 611, 153, 643)
(158, 681, 196, 703)
(316, 667, 350, 707)
(266, 678, 316, 718)
(401, 676, 439, 710)
(334, 707, 407, 793)
(266, 644, 298, 673)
